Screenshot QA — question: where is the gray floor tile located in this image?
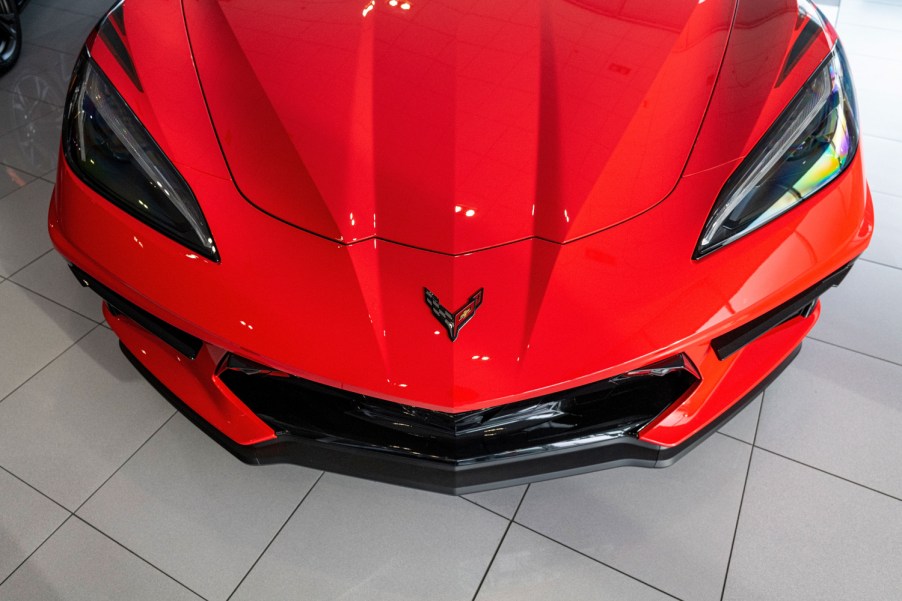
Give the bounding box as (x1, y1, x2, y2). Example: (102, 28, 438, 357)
(0, 45, 77, 108)
(0, 180, 53, 277)
(516, 434, 750, 601)
(864, 192, 902, 270)
(230, 473, 509, 601)
(0, 163, 34, 201)
(0, 327, 171, 510)
(757, 339, 902, 499)
(0, 112, 62, 178)
(0, 90, 56, 138)
(32, 0, 116, 18)
(810, 260, 902, 365)
(717, 394, 762, 445)
(464, 484, 527, 519)
(475, 524, 673, 601)
(19, 6, 96, 56)
(0, 518, 204, 601)
(0, 281, 94, 401)
(0, 469, 68, 582)
(862, 134, 902, 197)
(11, 252, 105, 323)
(78, 414, 320, 601)
(723, 449, 902, 601)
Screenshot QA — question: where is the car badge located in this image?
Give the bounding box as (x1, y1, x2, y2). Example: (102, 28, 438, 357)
(424, 288, 484, 342)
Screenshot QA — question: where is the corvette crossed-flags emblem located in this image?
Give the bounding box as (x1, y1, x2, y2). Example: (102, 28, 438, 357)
(424, 288, 484, 342)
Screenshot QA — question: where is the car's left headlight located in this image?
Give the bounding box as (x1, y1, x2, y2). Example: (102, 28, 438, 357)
(695, 44, 859, 258)
(64, 54, 219, 261)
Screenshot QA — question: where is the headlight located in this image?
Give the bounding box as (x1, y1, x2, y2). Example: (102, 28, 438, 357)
(695, 44, 858, 258)
(64, 54, 219, 261)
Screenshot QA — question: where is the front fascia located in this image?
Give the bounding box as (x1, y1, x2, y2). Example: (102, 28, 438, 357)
(50, 137, 872, 447)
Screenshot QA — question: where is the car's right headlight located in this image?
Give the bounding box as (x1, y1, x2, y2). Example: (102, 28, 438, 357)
(695, 43, 859, 258)
(63, 53, 219, 261)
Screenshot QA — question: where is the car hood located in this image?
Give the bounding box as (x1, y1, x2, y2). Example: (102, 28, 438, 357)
(184, 0, 735, 254)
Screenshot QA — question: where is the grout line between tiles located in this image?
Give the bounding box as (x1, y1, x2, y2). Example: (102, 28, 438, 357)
(715, 431, 753, 447)
(0, 513, 72, 589)
(76, 516, 212, 601)
(0, 322, 99, 408)
(2, 248, 54, 282)
(73, 411, 178, 515)
(805, 335, 902, 369)
(224, 471, 326, 601)
(469, 484, 531, 601)
(718, 390, 766, 601)
(7, 279, 104, 325)
(509, 520, 686, 601)
(751, 445, 902, 505)
(459, 495, 514, 522)
(0, 464, 70, 515)
(859, 257, 902, 273)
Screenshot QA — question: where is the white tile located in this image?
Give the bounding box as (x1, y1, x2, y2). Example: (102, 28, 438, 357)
(231, 473, 509, 601)
(476, 524, 673, 601)
(0, 180, 54, 277)
(464, 484, 527, 519)
(0, 518, 204, 601)
(844, 54, 902, 140)
(838, 0, 902, 30)
(78, 414, 320, 601)
(838, 23, 902, 59)
(717, 394, 762, 445)
(723, 450, 902, 600)
(516, 434, 750, 601)
(11, 251, 105, 323)
(862, 135, 902, 197)
(0, 469, 68, 581)
(0, 327, 172, 510)
(757, 339, 902, 499)
(864, 192, 902, 269)
(810, 260, 902, 364)
(0, 281, 94, 400)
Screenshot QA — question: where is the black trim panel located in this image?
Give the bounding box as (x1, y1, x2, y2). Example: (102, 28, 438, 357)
(121, 342, 802, 495)
(711, 262, 854, 360)
(70, 264, 202, 360)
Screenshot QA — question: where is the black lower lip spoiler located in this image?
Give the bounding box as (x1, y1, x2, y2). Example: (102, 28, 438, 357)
(120, 341, 800, 495)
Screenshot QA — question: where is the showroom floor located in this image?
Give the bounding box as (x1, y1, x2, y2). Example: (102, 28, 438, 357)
(1, 0, 901, 599)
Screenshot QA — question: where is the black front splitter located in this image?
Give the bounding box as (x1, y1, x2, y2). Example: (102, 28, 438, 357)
(121, 342, 801, 495)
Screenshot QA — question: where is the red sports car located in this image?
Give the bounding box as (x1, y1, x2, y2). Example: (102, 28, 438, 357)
(50, 0, 872, 493)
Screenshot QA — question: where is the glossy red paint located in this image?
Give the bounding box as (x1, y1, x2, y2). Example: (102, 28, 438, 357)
(50, 0, 872, 465)
(183, 0, 735, 254)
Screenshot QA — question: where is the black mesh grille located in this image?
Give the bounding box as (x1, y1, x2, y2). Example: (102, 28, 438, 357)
(217, 355, 699, 465)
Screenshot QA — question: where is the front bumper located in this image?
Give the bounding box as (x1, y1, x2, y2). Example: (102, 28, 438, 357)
(50, 139, 872, 493)
(118, 334, 801, 494)
(87, 263, 820, 495)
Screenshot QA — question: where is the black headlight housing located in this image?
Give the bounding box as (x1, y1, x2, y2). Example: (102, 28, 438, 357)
(63, 52, 219, 261)
(695, 43, 859, 259)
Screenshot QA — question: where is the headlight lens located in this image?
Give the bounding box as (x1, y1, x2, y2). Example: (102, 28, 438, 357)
(64, 55, 218, 260)
(695, 44, 858, 258)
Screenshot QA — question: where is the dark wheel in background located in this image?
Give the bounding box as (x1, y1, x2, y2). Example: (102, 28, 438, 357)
(0, 0, 21, 75)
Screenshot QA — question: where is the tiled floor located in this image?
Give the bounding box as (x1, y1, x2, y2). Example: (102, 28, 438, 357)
(0, 1, 900, 599)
